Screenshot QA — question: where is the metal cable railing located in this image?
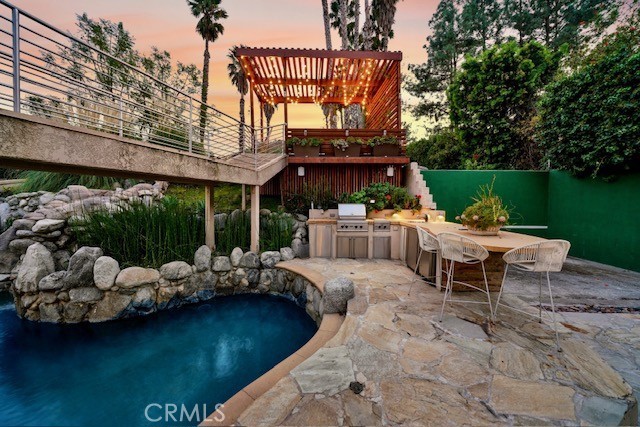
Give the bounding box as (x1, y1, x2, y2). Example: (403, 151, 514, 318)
(0, 0, 284, 169)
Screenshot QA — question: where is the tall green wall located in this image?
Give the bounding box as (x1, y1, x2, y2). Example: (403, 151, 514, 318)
(547, 171, 640, 272)
(421, 170, 549, 226)
(421, 169, 640, 272)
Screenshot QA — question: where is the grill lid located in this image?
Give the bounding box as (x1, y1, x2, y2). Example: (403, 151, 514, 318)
(338, 204, 366, 220)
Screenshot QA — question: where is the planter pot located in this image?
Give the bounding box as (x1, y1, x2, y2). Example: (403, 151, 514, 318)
(292, 145, 321, 157)
(466, 225, 502, 236)
(333, 145, 361, 157)
(372, 143, 400, 157)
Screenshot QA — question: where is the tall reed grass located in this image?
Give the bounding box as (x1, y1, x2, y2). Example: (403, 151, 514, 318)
(72, 199, 295, 267)
(72, 197, 205, 268)
(260, 213, 295, 252)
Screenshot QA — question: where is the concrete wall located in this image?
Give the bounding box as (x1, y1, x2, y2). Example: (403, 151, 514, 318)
(0, 111, 285, 186)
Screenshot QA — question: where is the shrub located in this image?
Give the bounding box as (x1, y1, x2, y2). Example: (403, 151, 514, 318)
(286, 137, 321, 147)
(448, 41, 559, 169)
(285, 180, 338, 214)
(406, 130, 463, 169)
(72, 197, 205, 268)
(19, 171, 121, 193)
(537, 27, 640, 180)
(368, 135, 399, 147)
(346, 182, 421, 213)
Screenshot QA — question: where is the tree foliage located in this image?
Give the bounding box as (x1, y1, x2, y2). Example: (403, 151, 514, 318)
(448, 41, 558, 169)
(407, 0, 622, 123)
(537, 27, 640, 179)
(28, 14, 202, 143)
(406, 130, 463, 169)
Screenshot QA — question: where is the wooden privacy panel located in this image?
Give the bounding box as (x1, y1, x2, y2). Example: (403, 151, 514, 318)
(366, 62, 401, 130)
(261, 163, 405, 198)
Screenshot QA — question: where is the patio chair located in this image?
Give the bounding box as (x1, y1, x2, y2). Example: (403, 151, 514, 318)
(437, 232, 493, 321)
(493, 240, 571, 351)
(410, 227, 441, 294)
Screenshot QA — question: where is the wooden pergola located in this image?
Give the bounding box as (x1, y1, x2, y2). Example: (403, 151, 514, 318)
(234, 47, 403, 130)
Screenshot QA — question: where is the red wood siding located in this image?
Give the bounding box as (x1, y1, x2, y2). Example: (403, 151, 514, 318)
(261, 163, 405, 198)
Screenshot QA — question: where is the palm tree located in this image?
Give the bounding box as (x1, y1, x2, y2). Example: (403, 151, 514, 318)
(263, 102, 278, 141)
(187, 0, 228, 136)
(373, 0, 399, 51)
(321, 0, 333, 49)
(227, 46, 248, 152)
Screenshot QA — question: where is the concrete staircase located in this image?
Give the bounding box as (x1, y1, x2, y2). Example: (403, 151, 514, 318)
(406, 162, 437, 210)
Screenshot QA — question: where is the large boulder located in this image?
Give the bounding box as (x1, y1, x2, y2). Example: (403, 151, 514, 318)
(9, 238, 37, 254)
(238, 252, 260, 269)
(291, 238, 309, 258)
(93, 256, 120, 290)
(160, 261, 193, 281)
(260, 251, 281, 269)
(323, 277, 355, 314)
(53, 250, 71, 271)
(15, 243, 55, 293)
(230, 247, 243, 267)
(115, 267, 160, 289)
(39, 303, 61, 323)
(132, 286, 156, 310)
(194, 245, 211, 272)
(31, 219, 65, 233)
(64, 247, 103, 288)
(212, 256, 232, 272)
(38, 271, 66, 291)
(69, 287, 104, 303)
(279, 247, 295, 261)
(88, 292, 132, 322)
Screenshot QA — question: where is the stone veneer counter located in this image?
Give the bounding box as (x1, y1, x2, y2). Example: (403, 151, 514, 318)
(224, 258, 637, 426)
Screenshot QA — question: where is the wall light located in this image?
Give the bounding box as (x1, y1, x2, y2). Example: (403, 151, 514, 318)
(297, 166, 305, 177)
(387, 166, 394, 177)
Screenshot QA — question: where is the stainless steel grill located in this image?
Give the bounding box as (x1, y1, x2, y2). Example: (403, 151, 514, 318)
(337, 204, 368, 232)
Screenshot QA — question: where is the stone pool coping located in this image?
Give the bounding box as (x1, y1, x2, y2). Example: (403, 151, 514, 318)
(201, 261, 344, 426)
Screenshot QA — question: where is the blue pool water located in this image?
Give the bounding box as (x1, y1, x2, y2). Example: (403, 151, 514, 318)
(0, 292, 317, 426)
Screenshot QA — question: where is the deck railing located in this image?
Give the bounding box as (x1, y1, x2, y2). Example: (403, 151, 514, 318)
(0, 0, 284, 169)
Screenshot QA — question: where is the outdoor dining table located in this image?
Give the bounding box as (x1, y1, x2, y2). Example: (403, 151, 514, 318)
(413, 221, 547, 292)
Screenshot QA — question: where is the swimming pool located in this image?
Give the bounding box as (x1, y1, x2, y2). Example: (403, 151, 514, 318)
(0, 292, 317, 426)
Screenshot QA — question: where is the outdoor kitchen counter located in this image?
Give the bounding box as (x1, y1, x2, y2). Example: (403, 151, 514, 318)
(306, 218, 414, 225)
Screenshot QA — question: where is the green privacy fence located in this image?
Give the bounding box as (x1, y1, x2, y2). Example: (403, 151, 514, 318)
(421, 170, 640, 272)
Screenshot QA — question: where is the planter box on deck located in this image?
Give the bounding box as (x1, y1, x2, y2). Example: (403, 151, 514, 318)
(333, 145, 361, 157)
(372, 144, 400, 157)
(292, 145, 321, 157)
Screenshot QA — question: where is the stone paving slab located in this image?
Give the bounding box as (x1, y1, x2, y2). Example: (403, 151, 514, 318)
(236, 258, 639, 426)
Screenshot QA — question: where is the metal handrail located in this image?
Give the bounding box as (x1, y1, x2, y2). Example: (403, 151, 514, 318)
(0, 0, 285, 167)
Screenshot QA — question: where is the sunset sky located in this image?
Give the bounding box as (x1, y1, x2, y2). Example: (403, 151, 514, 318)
(13, 0, 438, 135)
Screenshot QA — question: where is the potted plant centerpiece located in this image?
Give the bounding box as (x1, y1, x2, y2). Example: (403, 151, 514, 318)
(287, 137, 322, 157)
(456, 179, 509, 235)
(369, 135, 400, 156)
(331, 136, 363, 157)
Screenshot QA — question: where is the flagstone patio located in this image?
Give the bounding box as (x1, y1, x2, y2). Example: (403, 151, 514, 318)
(236, 258, 639, 426)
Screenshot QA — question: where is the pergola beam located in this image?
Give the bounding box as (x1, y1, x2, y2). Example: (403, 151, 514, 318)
(235, 47, 402, 61)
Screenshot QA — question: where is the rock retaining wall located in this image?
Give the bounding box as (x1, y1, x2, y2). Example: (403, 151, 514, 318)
(10, 244, 338, 325)
(0, 182, 168, 289)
